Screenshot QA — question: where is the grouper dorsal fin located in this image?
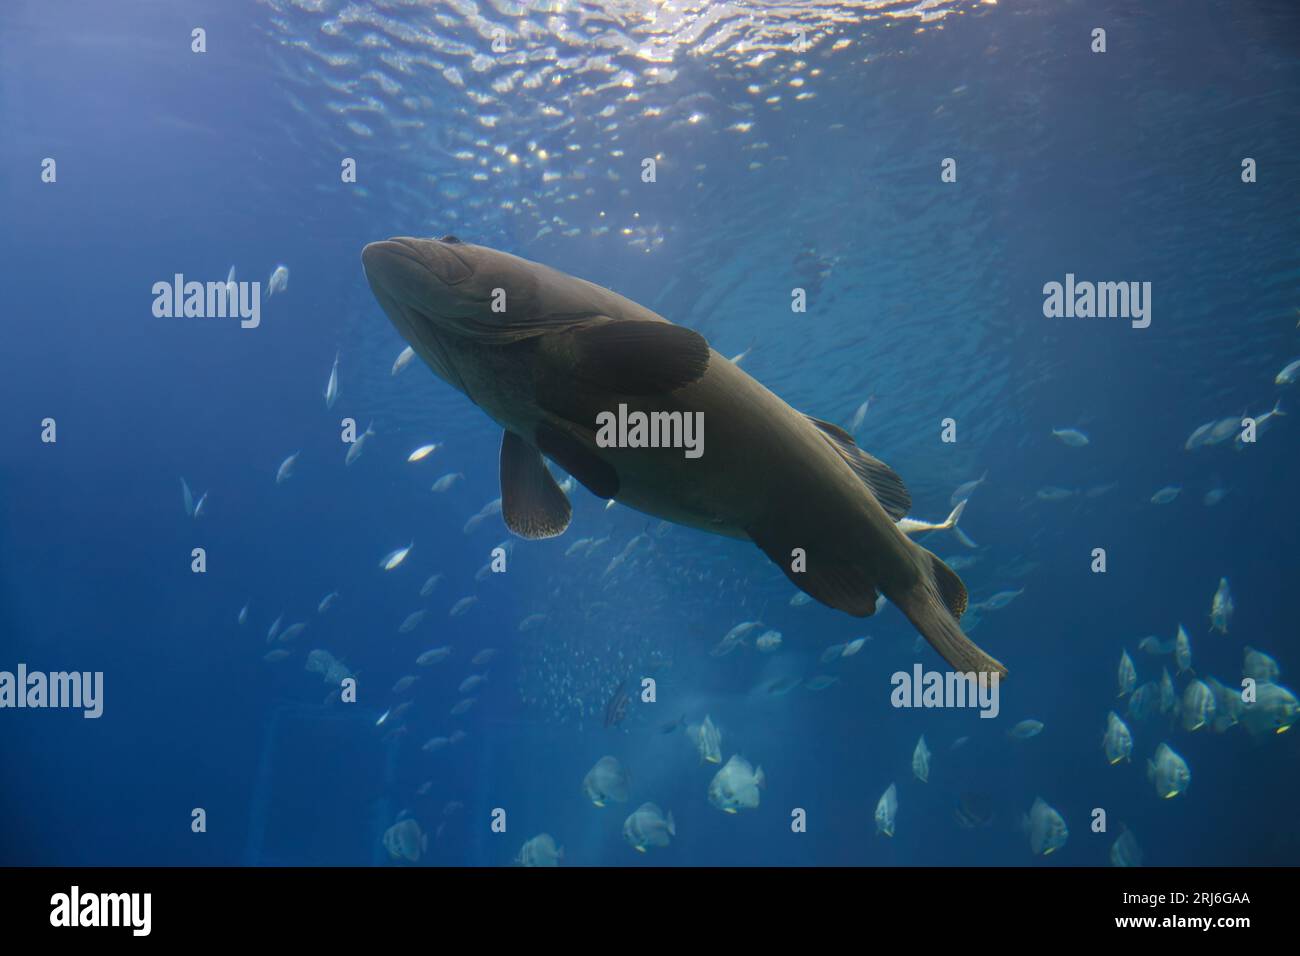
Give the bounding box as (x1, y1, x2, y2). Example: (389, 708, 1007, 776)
(560, 319, 711, 395)
(500, 430, 572, 539)
(804, 415, 912, 521)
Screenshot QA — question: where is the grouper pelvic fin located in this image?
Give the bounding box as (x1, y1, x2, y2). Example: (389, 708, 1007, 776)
(804, 415, 911, 521)
(534, 423, 620, 500)
(500, 430, 572, 539)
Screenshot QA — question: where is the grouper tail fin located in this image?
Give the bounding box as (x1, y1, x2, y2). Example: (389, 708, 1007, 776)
(894, 546, 1008, 678)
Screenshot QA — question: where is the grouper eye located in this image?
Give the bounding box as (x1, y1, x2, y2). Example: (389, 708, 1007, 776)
(439, 234, 462, 244)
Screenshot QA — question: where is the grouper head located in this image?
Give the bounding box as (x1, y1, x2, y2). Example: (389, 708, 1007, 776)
(362, 235, 614, 345)
(363, 234, 672, 404)
(360, 236, 487, 389)
(362, 235, 484, 325)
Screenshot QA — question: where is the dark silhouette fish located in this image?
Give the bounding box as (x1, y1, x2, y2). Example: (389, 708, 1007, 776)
(954, 791, 995, 829)
(659, 714, 686, 734)
(362, 237, 1005, 677)
(604, 680, 630, 729)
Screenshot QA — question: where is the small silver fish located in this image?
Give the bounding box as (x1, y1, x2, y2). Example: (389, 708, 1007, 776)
(950, 471, 987, 506)
(847, 396, 873, 434)
(275, 452, 300, 484)
(431, 472, 463, 492)
(266, 264, 289, 296)
(1209, 577, 1233, 635)
(1008, 719, 1044, 740)
(912, 735, 931, 783)
(345, 421, 375, 466)
(324, 351, 340, 409)
(450, 596, 478, 617)
(1051, 427, 1089, 447)
(819, 644, 845, 664)
(874, 783, 898, 836)
(1118, 650, 1138, 696)
(380, 542, 414, 571)
(277, 621, 308, 644)
(398, 610, 427, 633)
(978, 588, 1024, 612)
(392, 675, 420, 694)
(804, 675, 840, 691)
(1203, 487, 1228, 506)
(391, 345, 415, 376)
(1174, 625, 1192, 675)
(416, 647, 453, 667)
(1036, 486, 1076, 502)
(841, 637, 868, 657)
(458, 674, 488, 694)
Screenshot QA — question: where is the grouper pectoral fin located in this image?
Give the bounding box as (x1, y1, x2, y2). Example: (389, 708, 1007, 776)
(533, 319, 711, 436)
(804, 415, 912, 521)
(556, 319, 711, 395)
(500, 430, 572, 539)
(747, 527, 881, 617)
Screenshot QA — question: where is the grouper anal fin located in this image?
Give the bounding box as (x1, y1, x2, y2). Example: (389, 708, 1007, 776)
(747, 527, 881, 617)
(500, 429, 573, 539)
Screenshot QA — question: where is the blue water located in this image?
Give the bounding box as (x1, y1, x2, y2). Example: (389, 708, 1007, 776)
(2, 0, 1298, 867)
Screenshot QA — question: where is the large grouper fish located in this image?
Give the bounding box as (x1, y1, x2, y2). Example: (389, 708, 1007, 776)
(362, 236, 1005, 677)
